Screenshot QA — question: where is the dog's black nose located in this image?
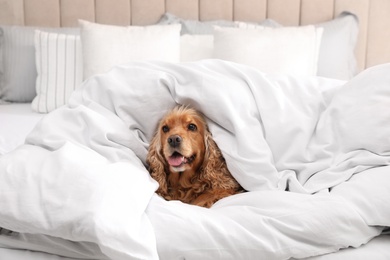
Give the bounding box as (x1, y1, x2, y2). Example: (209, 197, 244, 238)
(168, 135, 182, 148)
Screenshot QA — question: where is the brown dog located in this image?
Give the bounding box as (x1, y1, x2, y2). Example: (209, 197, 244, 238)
(147, 105, 243, 208)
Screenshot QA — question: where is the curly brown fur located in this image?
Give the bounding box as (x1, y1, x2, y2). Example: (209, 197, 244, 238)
(146, 105, 244, 208)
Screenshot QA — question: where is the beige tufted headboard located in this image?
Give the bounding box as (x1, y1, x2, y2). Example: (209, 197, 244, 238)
(1, 0, 389, 71)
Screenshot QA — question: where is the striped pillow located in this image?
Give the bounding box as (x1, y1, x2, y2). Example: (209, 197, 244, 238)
(32, 30, 83, 113)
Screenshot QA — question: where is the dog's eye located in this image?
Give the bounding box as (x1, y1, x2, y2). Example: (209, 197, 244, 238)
(162, 125, 169, 133)
(188, 123, 197, 131)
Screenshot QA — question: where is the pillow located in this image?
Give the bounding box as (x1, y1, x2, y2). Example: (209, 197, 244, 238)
(160, 13, 280, 63)
(0, 26, 79, 103)
(32, 30, 83, 113)
(161, 12, 359, 80)
(315, 12, 359, 80)
(213, 25, 323, 76)
(79, 20, 181, 79)
(237, 12, 359, 80)
(159, 13, 281, 35)
(158, 12, 236, 35)
(180, 35, 214, 62)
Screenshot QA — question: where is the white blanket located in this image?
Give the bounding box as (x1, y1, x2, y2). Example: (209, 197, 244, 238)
(0, 60, 389, 259)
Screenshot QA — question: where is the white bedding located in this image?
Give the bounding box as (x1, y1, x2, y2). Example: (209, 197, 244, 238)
(0, 103, 44, 155)
(0, 60, 389, 259)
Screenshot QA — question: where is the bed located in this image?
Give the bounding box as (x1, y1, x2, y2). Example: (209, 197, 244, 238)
(1, 0, 390, 259)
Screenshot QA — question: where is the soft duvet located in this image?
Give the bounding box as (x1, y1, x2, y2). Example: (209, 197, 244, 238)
(0, 60, 389, 259)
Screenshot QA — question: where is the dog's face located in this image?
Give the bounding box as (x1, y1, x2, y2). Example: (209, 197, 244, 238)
(158, 107, 207, 173)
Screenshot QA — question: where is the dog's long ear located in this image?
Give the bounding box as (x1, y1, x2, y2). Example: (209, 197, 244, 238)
(201, 127, 239, 190)
(146, 130, 169, 196)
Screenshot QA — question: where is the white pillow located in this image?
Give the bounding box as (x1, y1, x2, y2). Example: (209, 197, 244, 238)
(213, 25, 323, 76)
(32, 30, 83, 113)
(180, 35, 214, 62)
(79, 20, 181, 79)
(178, 19, 280, 63)
(315, 12, 359, 80)
(234, 12, 359, 80)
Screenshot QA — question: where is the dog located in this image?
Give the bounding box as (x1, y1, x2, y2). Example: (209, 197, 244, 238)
(147, 105, 243, 208)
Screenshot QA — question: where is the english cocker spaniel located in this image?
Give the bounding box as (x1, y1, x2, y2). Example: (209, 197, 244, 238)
(147, 105, 243, 208)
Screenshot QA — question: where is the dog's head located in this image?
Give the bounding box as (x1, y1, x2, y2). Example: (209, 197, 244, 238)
(156, 106, 207, 173)
(147, 105, 243, 206)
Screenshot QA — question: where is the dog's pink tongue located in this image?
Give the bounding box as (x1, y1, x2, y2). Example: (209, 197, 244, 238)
(168, 154, 185, 167)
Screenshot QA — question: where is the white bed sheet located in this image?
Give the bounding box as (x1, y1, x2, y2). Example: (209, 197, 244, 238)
(0, 230, 389, 259)
(0, 248, 76, 260)
(0, 103, 44, 155)
(0, 228, 107, 259)
(302, 234, 390, 260)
